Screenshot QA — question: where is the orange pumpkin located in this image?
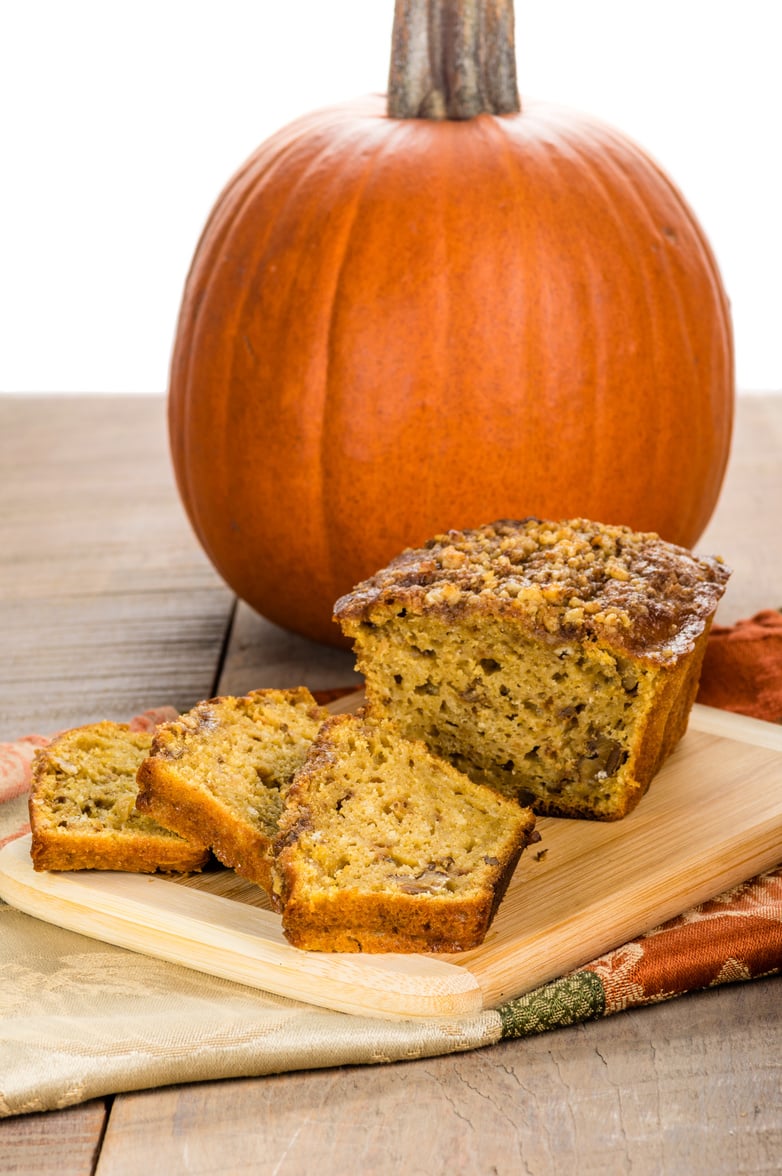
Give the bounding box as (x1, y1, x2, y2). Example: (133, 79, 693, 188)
(169, 0, 733, 646)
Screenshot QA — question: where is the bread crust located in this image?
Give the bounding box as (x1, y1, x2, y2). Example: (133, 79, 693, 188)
(135, 687, 328, 893)
(136, 753, 274, 891)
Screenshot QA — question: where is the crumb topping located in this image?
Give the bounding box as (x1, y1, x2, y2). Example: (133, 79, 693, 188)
(334, 518, 730, 664)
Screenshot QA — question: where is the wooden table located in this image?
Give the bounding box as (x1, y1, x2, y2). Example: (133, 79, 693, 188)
(1, 393, 780, 1174)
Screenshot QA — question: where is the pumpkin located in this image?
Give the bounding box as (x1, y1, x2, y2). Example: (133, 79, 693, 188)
(169, 0, 734, 647)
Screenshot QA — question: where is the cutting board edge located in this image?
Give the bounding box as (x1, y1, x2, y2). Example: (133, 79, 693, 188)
(0, 835, 485, 1023)
(689, 702, 782, 749)
(465, 821, 782, 1009)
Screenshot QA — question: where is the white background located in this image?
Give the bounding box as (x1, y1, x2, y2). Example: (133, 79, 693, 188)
(1, 0, 780, 395)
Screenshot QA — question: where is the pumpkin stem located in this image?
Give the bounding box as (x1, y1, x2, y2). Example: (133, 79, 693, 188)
(387, 0, 520, 120)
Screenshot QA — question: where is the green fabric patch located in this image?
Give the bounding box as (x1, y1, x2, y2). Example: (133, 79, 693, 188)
(498, 970, 606, 1039)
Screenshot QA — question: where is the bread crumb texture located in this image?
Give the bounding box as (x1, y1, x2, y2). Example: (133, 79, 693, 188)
(335, 518, 730, 821)
(29, 721, 209, 873)
(136, 687, 328, 891)
(273, 713, 538, 952)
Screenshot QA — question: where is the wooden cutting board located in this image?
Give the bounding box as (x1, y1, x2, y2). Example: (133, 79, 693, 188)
(1, 703, 781, 1021)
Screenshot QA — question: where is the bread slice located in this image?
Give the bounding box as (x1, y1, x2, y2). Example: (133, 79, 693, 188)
(334, 518, 730, 821)
(29, 721, 209, 873)
(272, 713, 539, 953)
(135, 687, 328, 892)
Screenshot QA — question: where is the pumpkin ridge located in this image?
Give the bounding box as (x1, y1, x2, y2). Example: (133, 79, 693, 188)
(487, 113, 605, 515)
(192, 112, 344, 271)
(598, 117, 733, 312)
(222, 117, 393, 615)
(169, 110, 354, 549)
(478, 115, 541, 514)
(608, 124, 736, 474)
(592, 118, 735, 406)
(317, 118, 417, 613)
(544, 129, 620, 516)
(583, 127, 732, 540)
(560, 148, 611, 513)
(473, 108, 732, 543)
(188, 102, 392, 635)
(561, 124, 670, 518)
(566, 127, 719, 540)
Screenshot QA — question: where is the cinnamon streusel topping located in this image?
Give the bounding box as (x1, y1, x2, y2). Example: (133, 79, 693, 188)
(335, 518, 730, 666)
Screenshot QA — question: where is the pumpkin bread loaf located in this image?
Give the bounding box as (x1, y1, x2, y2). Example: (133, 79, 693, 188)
(334, 518, 730, 821)
(136, 687, 328, 893)
(272, 713, 539, 953)
(29, 722, 209, 874)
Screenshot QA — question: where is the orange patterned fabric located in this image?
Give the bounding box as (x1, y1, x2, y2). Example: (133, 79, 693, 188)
(697, 609, 782, 722)
(500, 865, 782, 1038)
(0, 735, 48, 804)
(585, 869, 782, 1013)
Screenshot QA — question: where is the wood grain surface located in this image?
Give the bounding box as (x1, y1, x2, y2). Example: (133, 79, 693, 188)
(0, 393, 780, 1174)
(0, 396, 235, 740)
